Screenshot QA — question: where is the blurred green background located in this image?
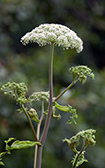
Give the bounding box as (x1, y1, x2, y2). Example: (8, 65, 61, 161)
(0, 0, 105, 168)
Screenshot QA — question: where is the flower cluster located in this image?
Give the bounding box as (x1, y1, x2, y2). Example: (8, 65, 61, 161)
(1, 82, 27, 104)
(63, 129, 96, 167)
(21, 23, 83, 53)
(28, 91, 49, 103)
(69, 65, 94, 84)
(70, 129, 96, 147)
(63, 129, 96, 152)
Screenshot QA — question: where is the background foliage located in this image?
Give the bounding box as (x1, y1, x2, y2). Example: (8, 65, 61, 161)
(0, 0, 105, 167)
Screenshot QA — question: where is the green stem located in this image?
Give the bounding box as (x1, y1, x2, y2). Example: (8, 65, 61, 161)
(53, 78, 79, 102)
(21, 104, 38, 141)
(72, 140, 88, 168)
(37, 43, 54, 168)
(34, 100, 45, 168)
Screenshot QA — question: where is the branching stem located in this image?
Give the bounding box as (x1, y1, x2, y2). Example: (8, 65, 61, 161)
(53, 78, 79, 102)
(72, 140, 89, 168)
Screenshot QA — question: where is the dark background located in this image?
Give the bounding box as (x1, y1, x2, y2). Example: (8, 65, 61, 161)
(0, 0, 105, 168)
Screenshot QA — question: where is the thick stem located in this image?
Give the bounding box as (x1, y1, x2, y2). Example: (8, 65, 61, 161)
(40, 43, 54, 144)
(21, 104, 38, 141)
(37, 43, 54, 168)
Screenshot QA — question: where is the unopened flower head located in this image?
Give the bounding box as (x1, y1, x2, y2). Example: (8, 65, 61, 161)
(21, 23, 83, 53)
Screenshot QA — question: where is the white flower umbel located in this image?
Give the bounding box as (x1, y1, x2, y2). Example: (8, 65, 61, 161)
(21, 23, 83, 53)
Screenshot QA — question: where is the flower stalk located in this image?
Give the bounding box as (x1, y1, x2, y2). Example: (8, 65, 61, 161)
(21, 104, 38, 141)
(34, 100, 45, 168)
(40, 42, 54, 145)
(72, 144, 86, 168)
(53, 78, 79, 102)
(36, 43, 54, 168)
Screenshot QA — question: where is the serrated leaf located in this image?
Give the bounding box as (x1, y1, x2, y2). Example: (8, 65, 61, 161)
(11, 140, 41, 150)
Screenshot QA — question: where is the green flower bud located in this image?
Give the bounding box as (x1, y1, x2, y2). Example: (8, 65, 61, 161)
(28, 108, 40, 123)
(69, 65, 94, 84)
(29, 91, 49, 103)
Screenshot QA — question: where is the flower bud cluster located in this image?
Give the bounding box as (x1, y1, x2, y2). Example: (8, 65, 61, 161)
(69, 65, 94, 84)
(70, 129, 96, 147)
(1, 82, 27, 104)
(21, 23, 83, 53)
(28, 91, 49, 103)
(63, 129, 96, 167)
(63, 129, 96, 152)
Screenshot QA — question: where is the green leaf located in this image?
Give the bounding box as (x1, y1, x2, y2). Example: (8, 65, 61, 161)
(0, 152, 7, 158)
(0, 155, 5, 166)
(0, 161, 5, 166)
(11, 140, 41, 150)
(4, 138, 41, 151)
(4, 138, 16, 144)
(72, 151, 88, 167)
(70, 116, 77, 124)
(66, 119, 73, 124)
(55, 101, 78, 124)
(54, 102, 71, 112)
(4, 138, 16, 151)
(66, 110, 78, 125)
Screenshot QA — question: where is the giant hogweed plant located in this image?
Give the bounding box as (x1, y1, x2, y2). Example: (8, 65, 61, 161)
(0, 24, 96, 168)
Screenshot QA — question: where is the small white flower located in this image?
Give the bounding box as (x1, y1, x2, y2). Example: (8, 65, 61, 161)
(21, 23, 83, 53)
